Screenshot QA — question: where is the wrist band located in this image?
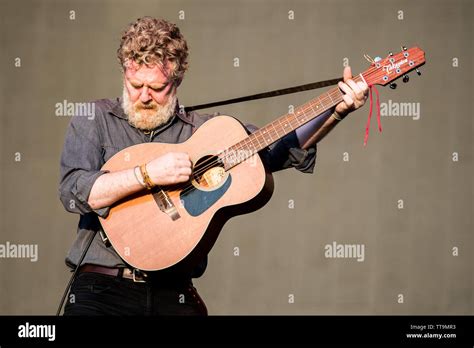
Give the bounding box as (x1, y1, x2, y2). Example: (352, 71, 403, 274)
(133, 166, 147, 189)
(332, 112, 343, 121)
(139, 164, 155, 190)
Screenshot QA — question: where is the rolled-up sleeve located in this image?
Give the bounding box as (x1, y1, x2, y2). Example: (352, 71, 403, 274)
(244, 124, 317, 174)
(58, 115, 110, 217)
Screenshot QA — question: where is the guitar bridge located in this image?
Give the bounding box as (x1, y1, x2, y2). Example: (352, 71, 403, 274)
(151, 188, 180, 221)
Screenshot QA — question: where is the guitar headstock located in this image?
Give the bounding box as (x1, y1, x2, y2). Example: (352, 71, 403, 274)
(363, 46, 426, 88)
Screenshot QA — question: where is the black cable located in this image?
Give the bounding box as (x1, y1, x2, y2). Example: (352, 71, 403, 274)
(56, 230, 98, 316)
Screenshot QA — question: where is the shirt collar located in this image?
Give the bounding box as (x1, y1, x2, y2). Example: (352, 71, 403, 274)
(109, 97, 127, 119)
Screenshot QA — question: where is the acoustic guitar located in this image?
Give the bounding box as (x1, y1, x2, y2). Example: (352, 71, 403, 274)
(99, 47, 426, 271)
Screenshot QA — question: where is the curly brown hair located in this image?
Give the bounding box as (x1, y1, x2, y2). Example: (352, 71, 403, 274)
(117, 17, 189, 83)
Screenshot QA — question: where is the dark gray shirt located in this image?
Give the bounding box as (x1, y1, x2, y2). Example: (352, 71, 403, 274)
(59, 97, 317, 277)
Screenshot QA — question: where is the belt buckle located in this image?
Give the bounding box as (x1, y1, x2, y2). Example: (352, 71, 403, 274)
(132, 269, 147, 283)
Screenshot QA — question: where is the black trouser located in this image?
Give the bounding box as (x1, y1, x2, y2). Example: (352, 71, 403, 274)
(63, 272, 207, 315)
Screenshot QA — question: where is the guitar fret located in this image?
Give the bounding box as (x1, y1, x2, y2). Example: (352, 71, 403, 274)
(247, 140, 257, 155)
(314, 99, 321, 111)
(317, 96, 325, 110)
(236, 141, 245, 160)
(276, 118, 286, 137)
(228, 149, 236, 166)
(295, 109, 303, 125)
(322, 94, 331, 107)
(269, 123, 278, 141)
(267, 127, 274, 143)
(254, 133, 263, 148)
(267, 127, 274, 142)
(290, 116, 299, 129)
(328, 92, 334, 104)
(248, 140, 256, 153)
(260, 128, 269, 145)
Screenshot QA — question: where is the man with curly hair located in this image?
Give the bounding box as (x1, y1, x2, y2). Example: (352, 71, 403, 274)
(59, 16, 368, 315)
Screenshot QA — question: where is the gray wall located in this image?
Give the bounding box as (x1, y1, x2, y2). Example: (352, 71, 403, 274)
(0, 0, 472, 315)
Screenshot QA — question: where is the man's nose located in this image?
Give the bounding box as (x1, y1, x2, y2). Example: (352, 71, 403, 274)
(140, 87, 152, 103)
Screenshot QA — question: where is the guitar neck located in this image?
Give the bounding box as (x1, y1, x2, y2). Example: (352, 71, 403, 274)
(220, 74, 366, 169)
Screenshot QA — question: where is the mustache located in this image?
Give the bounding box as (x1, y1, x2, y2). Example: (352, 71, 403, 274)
(135, 101, 158, 110)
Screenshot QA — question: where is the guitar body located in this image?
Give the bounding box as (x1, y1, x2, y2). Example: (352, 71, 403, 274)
(97, 47, 426, 273)
(99, 116, 274, 272)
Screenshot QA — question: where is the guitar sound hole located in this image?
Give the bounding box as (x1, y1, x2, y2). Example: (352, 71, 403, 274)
(193, 155, 226, 189)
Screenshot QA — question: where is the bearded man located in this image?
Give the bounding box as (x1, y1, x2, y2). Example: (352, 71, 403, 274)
(59, 16, 368, 315)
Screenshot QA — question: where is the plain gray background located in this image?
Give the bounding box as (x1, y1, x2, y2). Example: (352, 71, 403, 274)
(0, 0, 472, 314)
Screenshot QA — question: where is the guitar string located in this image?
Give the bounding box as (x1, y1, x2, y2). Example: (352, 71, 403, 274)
(174, 53, 421, 183)
(159, 88, 343, 197)
(172, 55, 422, 198)
(217, 52, 424, 169)
(175, 75, 364, 181)
(154, 54, 422, 199)
(176, 66, 386, 182)
(178, 50, 423, 184)
(164, 90, 359, 198)
(165, 62, 416, 198)
(166, 56, 410, 185)
(172, 87, 346, 197)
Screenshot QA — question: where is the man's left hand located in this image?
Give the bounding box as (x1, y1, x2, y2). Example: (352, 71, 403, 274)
(335, 66, 369, 117)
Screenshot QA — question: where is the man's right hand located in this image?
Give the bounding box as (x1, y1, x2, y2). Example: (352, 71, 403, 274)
(146, 152, 192, 186)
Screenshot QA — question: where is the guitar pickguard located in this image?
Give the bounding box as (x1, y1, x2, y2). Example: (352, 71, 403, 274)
(180, 174, 232, 217)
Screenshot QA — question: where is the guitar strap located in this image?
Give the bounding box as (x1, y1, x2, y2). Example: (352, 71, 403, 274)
(185, 77, 342, 112)
(186, 76, 383, 147)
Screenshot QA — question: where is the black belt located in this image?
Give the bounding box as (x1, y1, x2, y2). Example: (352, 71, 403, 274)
(79, 264, 190, 285)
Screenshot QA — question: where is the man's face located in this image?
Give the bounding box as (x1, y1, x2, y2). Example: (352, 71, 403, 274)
(122, 61, 178, 131)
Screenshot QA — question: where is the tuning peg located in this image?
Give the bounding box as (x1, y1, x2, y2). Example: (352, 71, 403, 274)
(389, 52, 393, 56)
(415, 68, 421, 76)
(389, 83, 397, 89)
(402, 75, 409, 83)
(401, 46, 407, 51)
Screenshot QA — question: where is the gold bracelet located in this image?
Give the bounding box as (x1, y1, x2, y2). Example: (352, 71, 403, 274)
(139, 164, 155, 190)
(332, 112, 343, 121)
(133, 166, 147, 189)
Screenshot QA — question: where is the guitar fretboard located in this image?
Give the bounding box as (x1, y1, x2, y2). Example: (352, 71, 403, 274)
(219, 74, 366, 170)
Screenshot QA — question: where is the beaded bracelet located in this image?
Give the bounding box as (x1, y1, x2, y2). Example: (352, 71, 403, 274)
(139, 164, 155, 190)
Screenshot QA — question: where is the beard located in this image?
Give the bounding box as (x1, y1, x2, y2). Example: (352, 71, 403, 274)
(122, 85, 177, 131)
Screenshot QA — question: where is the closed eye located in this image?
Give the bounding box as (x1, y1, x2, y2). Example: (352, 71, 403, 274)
(150, 84, 168, 92)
